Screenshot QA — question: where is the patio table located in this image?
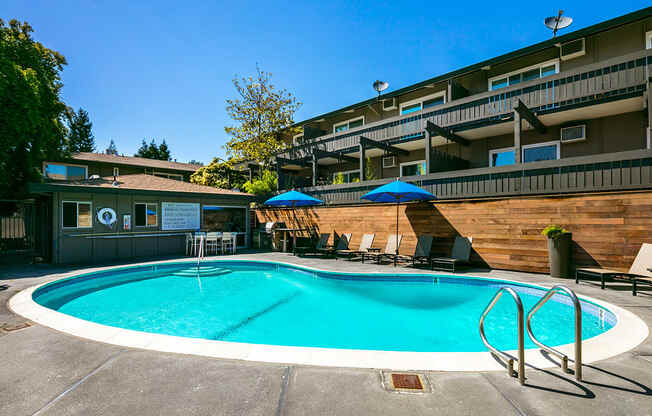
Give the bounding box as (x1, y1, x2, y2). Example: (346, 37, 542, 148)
(274, 228, 308, 253)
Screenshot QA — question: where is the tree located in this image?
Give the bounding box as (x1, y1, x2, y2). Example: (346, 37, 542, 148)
(66, 107, 95, 152)
(242, 170, 277, 196)
(187, 160, 204, 166)
(158, 140, 171, 161)
(190, 157, 246, 190)
(0, 19, 68, 198)
(135, 139, 171, 160)
(105, 139, 118, 155)
(224, 66, 301, 164)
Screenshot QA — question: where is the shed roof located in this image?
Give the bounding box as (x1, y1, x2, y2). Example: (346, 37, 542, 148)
(70, 153, 202, 172)
(30, 174, 254, 199)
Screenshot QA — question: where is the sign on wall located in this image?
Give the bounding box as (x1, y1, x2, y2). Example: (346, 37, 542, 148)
(161, 202, 200, 231)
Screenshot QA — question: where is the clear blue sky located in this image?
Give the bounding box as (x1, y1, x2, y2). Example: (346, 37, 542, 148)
(5, 1, 649, 164)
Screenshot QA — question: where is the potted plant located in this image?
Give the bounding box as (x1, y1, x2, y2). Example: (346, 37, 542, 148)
(541, 225, 572, 278)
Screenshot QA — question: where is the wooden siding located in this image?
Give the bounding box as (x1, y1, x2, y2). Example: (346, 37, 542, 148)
(256, 190, 652, 274)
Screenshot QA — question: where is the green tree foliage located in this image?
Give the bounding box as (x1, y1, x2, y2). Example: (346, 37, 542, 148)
(190, 158, 245, 190)
(242, 170, 277, 196)
(332, 172, 345, 185)
(0, 19, 68, 197)
(105, 139, 118, 155)
(224, 66, 301, 164)
(135, 139, 171, 161)
(66, 107, 95, 152)
(365, 157, 377, 180)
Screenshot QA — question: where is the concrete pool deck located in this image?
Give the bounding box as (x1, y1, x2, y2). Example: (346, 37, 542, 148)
(2, 252, 652, 415)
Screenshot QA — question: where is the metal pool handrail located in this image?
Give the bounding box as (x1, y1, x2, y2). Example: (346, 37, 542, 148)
(479, 287, 525, 385)
(526, 285, 582, 381)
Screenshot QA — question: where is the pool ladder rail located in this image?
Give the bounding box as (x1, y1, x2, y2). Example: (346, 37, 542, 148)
(479, 285, 583, 385)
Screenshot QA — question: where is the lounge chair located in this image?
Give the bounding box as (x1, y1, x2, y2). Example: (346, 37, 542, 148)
(362, 234, 402, 265)
(390, 235, 433, 268)
(431, 236, 472, 272)
(294, 233, 330, 256)
(576, 243, 652, 296)
(318, 233, 351, 258)
(336, 233, 375, 260)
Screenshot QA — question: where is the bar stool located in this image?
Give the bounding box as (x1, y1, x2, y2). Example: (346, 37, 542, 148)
(185, 232, 193, 256)
(222, 232, 235, 254)
(205, 232, 220, 255)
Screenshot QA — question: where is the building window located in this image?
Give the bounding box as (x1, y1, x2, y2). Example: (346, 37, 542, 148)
(400, 92, 446, 115)
(646, 31, 652, 49)
(333, 117, 364, 134)
(400, 160, 427, 176)
(153, 172, 184, 181)
(522, 141, 560, 163)
(332, 170, 361, 183)
(489, 147, 516, 167)
(202, 206, 247, 233)
(293, 134, 304, 145)
(62, 201, 92, 229)
(135, 203, 157, 227)
(489, 60, 559, 91)
(43, 163, 87, 180)
(113, 167, 119, 177)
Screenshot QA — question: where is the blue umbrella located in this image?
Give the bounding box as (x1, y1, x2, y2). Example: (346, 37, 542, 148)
(361, 180, 435, 265)
(264, 190, 323, 207)
(264, 191, 323, 253)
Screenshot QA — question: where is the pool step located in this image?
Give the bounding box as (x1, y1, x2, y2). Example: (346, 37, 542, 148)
(171, 266, 231, 277)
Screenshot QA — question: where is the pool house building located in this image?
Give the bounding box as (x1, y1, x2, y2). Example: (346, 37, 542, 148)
(14, 154, 256, 264)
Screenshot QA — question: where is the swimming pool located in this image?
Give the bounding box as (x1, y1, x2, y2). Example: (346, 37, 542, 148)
(31, 260, 616, 353)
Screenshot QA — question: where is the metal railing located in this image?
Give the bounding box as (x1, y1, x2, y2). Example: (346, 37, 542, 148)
(526, 285, 582, 381)
(280, 49, 650, 161)
(479, 287, 526, 385)
(285, 149, 652, 202)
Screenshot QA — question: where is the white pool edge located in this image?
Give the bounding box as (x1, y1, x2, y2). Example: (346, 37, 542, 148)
(8, 258, 649, 372)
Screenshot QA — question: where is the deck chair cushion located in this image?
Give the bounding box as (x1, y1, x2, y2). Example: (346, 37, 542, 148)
(629, 243, 652, 278)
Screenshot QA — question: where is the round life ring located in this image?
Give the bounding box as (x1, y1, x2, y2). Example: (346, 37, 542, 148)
(97, 208, 117, 226)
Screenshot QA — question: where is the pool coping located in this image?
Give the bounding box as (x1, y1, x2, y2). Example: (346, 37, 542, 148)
(8, 258, 649, 372)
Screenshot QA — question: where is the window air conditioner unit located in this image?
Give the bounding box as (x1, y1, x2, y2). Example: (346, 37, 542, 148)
(382, 156, 396, 168)
(382, 97, 397, 111)
(560, 38, 585, 61)
(560, 125, 586, 143)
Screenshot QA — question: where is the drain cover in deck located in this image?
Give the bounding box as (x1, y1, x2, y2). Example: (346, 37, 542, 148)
(382, 371, 429, 393)
(1, 322, 32, 332)
(391, 373, 423, 390)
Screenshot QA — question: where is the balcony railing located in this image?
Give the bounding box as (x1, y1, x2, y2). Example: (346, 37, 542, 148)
(280, 49, 650, 161)
(293, 149, 652, 203)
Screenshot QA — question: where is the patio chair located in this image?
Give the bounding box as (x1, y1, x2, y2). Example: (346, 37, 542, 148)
(336, 233, 375, 260)
(389, 235, 433, 268)
(576, 243, 652, 296)
(185, 232, 193, 256)
(294, 233, 330, 256)
(205, 232, 220, 255)
(431, 236, 473, 272)
(362, 234, 402, 264)
(221, 232, 235, 255)
(318, 233, 351, 258)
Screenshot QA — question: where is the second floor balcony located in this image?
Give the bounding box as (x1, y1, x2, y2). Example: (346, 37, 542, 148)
(278, 49, 650, 165)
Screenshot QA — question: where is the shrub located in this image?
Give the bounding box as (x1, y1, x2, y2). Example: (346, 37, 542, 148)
(541, 225, 571, 239)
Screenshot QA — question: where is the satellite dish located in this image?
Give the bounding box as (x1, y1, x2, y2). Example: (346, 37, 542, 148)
(373, 80, 389, 94)
(544, 10, 572, 37)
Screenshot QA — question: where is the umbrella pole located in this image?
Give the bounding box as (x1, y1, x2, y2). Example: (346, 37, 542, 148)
(395, 200, 399, 267)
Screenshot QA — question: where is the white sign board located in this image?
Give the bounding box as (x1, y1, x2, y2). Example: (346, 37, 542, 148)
(161, 202, 200, 231)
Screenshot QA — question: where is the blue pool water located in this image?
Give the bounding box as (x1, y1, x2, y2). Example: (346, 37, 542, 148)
(33, 261, 616, 352)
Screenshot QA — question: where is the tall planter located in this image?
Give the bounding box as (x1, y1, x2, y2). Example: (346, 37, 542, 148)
(547, 233, 572, 278)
